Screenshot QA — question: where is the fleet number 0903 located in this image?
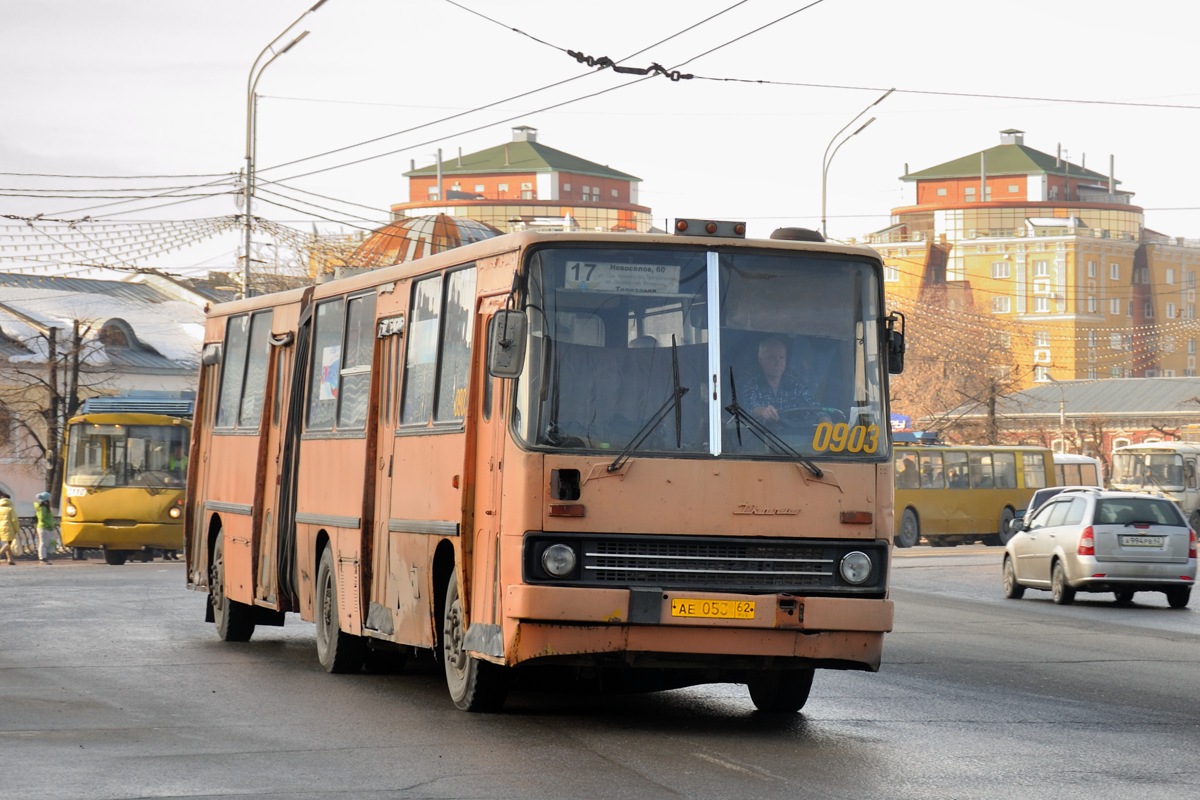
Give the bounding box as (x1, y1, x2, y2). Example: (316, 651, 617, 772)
(811, 422, 879, 454)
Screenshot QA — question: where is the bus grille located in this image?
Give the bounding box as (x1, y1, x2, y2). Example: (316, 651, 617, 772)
(513, 533, 887, 595)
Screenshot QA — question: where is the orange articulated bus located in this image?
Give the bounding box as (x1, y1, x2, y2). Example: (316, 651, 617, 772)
(186, 221, 906, 712)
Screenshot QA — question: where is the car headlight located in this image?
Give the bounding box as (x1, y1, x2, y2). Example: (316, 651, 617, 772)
(540, 543, 577, 578)
(839, 551, 873, 585)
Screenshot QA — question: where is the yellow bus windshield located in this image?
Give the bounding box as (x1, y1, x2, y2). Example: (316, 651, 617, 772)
(66, 422, 189, 489)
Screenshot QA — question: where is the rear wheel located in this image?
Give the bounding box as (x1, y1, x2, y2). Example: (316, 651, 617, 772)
(1002, 557, 1025, 599)
(1051, 561, 1075, 605)
(996, 508, 1016, 546)
(103, 550, 128, 566)
(1166, 587, 1191, 609)
(442, 572, 509, 712)
(747, 668, 815, 713)
(210, 535, 255, 642)
(1113, 590, 1136, 605)
(315, 547, 366, 673)
(896, 509, 919, 548)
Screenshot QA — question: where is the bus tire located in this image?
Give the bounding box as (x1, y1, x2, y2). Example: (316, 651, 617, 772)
(315, 547, 365, 674)
(442, 572, 509, 712)
(210, 536, 255, 642)
(747, 668, 814, 713)
(103, 550, 128, 566)
(896, 509, 919, 548)
(994, 507, 1016, 546)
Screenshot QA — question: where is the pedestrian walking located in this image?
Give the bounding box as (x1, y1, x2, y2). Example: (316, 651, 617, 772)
(34, 491, 57, 563)
(0, 493, 19, 565)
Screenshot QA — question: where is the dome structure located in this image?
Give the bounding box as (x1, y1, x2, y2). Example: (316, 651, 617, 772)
(352, 214, 501, 268)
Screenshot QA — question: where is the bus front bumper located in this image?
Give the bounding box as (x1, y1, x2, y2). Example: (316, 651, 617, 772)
(61, 521, 184, 551)
(499, 585, 893, 670)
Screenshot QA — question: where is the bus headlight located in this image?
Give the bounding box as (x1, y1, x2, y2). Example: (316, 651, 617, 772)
(168, 506, 182, 519)
(839, 551, 873, 585)
(65, 502, 77, 518)
(540, 543, 577, 578)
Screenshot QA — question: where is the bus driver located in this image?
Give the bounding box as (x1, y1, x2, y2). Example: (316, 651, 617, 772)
(745, 336, 819, 424)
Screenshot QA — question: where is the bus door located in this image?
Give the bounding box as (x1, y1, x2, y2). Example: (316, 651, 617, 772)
(463, 296, 508, 659)
(366, 283, 426, 644)
(190, 339, 223, 584)
(255, 328, 294, 608)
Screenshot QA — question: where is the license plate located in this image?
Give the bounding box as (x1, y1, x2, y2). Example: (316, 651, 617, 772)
(1120, 535, 1164, 547)
(670, 598, 756, 620)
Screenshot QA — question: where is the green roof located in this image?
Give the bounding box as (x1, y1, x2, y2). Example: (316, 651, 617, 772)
(903, 143, 1115, 185)
(404, 139, 639, 181)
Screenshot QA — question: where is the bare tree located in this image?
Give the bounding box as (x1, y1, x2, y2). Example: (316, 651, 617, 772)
(890, 285, 1023, 443)
(0, 319, 103, 507)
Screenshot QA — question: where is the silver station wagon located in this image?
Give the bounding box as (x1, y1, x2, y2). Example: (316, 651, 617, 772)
(1003, 489, 1197, 608)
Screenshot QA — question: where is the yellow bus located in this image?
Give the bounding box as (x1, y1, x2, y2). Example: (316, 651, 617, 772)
(893, 445, 1054, 547)
(62, 400, 192, 565)
(187, 221, 905, 713)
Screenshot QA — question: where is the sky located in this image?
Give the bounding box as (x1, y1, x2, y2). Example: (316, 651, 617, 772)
(2, 0, 1199, 278)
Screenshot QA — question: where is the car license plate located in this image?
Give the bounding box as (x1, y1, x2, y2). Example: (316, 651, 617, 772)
(1120, 535, 1164, 547)
(670, 598, 756, 620)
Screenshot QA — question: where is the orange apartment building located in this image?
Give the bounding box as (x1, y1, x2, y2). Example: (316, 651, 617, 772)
(868, 129, 1200, 388)
(394, 125, 653, 234)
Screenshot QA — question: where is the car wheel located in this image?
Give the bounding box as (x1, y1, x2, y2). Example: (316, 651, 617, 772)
(1166, 587, 1191, 609)
(1113, 590, 1135, 606)
(1002, 557, 1025, 599)
(1051, 561, 1075, 605)
(896, 509, 919, 548)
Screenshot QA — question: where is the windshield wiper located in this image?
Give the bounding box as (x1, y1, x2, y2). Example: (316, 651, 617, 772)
(607, 337, 688, 473)
(726, 368, 823, 477)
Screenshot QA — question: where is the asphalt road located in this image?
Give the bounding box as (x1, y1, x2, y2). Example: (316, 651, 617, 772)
(2, 547, 1198, 800)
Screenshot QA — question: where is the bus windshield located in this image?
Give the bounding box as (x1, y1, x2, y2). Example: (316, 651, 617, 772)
(515, 244, 887, 461)
(1111, 451, 1185, 490)
(66, 423, 190, 489)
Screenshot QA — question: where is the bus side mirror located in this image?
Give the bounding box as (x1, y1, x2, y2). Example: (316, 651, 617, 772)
(886, 312, 905, 375)
(488, 310, 527, 378)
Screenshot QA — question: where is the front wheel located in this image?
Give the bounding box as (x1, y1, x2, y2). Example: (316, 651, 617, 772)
(316, 547, 366, 673)
(1051, 561, 1075, 605)
(1002, 557, 1025, 599)
(442, 572, 509, 712)
(210, 535, 255, 642)
(746, 668, 814, 713)
(896, 509, 920, 548)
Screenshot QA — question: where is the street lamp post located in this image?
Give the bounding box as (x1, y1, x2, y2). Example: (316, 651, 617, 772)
(1047, 374, 1067, 452)
(242, 0, 328, 299)
(820, 88, 893, 239)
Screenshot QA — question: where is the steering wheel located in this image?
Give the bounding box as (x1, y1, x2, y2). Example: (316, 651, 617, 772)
(778, 406, 839, 427)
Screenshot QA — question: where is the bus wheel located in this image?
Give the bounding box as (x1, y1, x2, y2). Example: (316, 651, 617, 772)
(747, 668, 814, 713)
(995, 508, 1016, 546)
(896, 509, 919, 548)
(442, 572, 509, 712)
(103, 550, 128, 566)
(315, 547, 365, 673)
(210, 536, 255, 642)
